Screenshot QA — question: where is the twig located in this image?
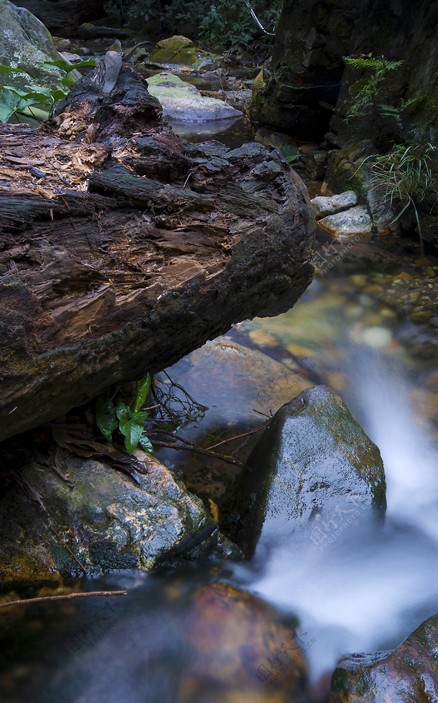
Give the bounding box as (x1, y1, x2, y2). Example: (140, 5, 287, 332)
(152, 440, 247, 469)
(205, 421, 270, 450)
(0, 590, 127, 609)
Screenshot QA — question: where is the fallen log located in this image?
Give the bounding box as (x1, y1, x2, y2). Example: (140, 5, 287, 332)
(0, 55, 314, 443)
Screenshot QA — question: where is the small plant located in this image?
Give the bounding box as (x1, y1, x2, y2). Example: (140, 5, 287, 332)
(0, 57, 95, 123)
(281, 144, 300, 164)
(96, 374, 154, 454)
(200, 0, 281, 51)
(104, 0, 281, 51)
(343, 53, 403, 123)
(363, 142, 438, 255)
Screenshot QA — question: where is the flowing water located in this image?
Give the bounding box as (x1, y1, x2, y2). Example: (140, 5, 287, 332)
(1, 95, 438, 701)
(238, 280, 438, 684)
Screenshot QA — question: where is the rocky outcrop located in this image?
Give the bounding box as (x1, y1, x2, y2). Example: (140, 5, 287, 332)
(251, 0, 438, 145)
(0, 452, 217, 589)
(11, 0, 103, 36)
(233, 385, 386, 555)
(0, 55, 314, 443)
(329, 613, 438, 702)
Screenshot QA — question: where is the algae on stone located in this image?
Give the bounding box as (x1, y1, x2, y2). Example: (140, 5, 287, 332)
(0, 0, 68, 92)
(0, 453, 215, 590)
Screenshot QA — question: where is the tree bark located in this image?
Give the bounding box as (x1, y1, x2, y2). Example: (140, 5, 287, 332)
(0, 56, 314, 443)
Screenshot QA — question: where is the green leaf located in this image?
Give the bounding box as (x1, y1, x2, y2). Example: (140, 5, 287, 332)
(0, 88, 21, 122)
(119, 418, 144, 453)
(131, 410, 149, 424)
(281, 144, 299, 163)
(116, 402, 131, 423)
(134, 373, 151, 412)
(40, 58, 96, 73)
(138, 435, 154, 454)
(0, 65, 28, 75)
(96, 394, 118, 442)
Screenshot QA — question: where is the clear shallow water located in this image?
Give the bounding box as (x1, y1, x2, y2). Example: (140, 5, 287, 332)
(1, 251, 436, 703)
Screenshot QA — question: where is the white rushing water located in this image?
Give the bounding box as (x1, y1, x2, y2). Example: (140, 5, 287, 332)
(250, 348, 438, 684)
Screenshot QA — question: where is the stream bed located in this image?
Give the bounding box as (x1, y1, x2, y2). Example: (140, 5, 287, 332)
(1, 231, 437, 703)
(1, 68, 437, 700)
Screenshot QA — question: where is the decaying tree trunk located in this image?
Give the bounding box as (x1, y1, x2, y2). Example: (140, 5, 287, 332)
(0, 54, 314, 443)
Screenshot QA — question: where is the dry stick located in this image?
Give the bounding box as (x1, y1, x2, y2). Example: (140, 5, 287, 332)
(152, 440, 247, 469)
(205, 421, 270, 451)
(0, 590, 127, 609)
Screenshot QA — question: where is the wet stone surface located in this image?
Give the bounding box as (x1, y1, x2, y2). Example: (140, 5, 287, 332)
(0, 453, 216, 589)
(329, 613, 438, 703)
(233, 385, 386, 556)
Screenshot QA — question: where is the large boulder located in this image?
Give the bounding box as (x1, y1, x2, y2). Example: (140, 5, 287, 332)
(155, 336, 312, 531)
(2, 581, 309, 702)
(0, 0, 66, 92)
(147, 72, 242, 123)
(0, 452, 216, 589)
(250, 0, 438, 145)
(329, 613, 438, 702)
(148, 35, 219, 70)
(233, 385, 386, 555)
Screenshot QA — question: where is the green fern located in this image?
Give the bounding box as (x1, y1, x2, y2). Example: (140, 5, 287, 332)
(343, 53, 403, 122)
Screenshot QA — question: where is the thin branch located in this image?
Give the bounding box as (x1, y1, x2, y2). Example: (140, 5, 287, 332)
(205, 421, 270, 450)
(0, 590, 127, 609)
(152, 439, 247, 469)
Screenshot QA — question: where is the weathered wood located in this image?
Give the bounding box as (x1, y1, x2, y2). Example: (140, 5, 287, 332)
(0, 58, 314, 443)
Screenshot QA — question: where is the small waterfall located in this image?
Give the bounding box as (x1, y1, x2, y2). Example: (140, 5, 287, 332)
(250, 347, 438, 683)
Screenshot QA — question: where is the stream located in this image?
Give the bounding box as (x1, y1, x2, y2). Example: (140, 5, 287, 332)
(1, 81, 438, 702)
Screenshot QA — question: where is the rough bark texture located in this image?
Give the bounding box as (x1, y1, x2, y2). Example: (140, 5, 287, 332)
(0, 56, 314, 443)
(11, 0, 105, 35)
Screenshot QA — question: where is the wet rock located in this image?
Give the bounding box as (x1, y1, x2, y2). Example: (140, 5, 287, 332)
(180, 582, 308, 703)
(0, 453, 215, 589)
(148, 35, 219, 70)
(319, 206, 372, 237)
(156, 336, 312, 531)
(25, 580, 308, 703)
(311, 191, 358, 219)
(329, 613, 438, 703)
(304, 149, 329, 180)
(0, 0, 70, 92)
(147, 72, 242, 122)
(233, 385, 386, 555)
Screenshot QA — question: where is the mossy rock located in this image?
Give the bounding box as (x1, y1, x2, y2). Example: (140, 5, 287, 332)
(149, 35, 218, 68)
(0, 453, 216, 590)
(0, 0, 67, 92)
